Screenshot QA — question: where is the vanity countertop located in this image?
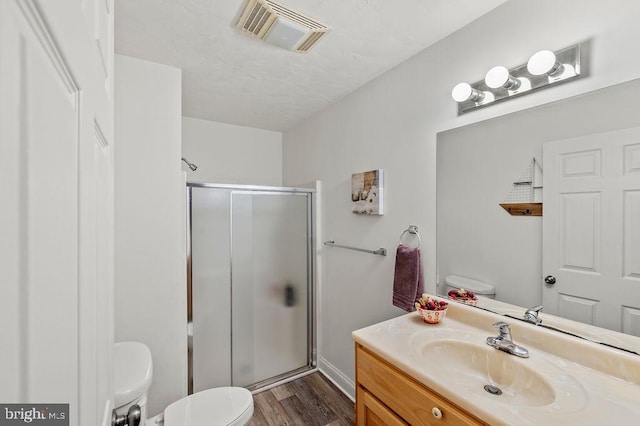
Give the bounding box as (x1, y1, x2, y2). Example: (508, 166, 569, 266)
(352, 297, 640, 425)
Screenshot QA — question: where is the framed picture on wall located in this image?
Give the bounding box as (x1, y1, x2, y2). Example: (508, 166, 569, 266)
(351, 169, 384, 215)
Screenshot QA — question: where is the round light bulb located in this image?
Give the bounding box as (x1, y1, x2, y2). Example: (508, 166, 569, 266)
(527, 50, 563, 76)
(485, 66, 510, 89)
(451, 83, 472, 102)
(451, 82, 484, 103)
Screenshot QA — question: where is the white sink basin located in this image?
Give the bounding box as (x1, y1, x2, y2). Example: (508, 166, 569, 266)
(417, 339, 554, 406)
(410, 329, 588, 412)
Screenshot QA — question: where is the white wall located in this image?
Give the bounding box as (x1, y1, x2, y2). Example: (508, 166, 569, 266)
(282, 0, 640, 397)
(182, 117, 282, 185)
(114, 55, 186, 416)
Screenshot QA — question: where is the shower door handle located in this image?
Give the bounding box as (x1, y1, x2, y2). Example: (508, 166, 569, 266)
(285, 284, 295, 306)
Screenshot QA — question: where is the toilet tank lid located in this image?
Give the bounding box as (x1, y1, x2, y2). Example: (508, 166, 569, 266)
(445, 275, 495, 295)
(164, 387, 253, 426)
(114, 342, 153, 407)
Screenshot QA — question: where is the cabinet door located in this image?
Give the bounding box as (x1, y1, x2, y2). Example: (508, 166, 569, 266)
(357, 386, 408, 426)
(356, 345, 484, 426)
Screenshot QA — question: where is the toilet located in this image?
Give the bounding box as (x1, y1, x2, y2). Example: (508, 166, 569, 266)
(444, 275, 495, 299)
(114, 342, 253, 426)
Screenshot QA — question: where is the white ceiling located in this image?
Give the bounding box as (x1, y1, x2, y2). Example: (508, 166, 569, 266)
(115, 0, 506, 131)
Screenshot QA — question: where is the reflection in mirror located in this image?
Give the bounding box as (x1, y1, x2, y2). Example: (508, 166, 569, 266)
(437, 78, 640, 355)
(469, 297, 640, 356)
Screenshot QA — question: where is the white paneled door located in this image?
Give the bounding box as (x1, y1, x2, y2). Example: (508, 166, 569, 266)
(543, 127, 640, 336)
(0, 1, 114, 426)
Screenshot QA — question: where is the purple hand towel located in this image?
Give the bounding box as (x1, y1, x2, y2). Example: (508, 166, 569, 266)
(392, 244, 424, 312)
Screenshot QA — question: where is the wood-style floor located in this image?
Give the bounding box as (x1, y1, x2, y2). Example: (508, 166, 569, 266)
(247, 372, 355, 426)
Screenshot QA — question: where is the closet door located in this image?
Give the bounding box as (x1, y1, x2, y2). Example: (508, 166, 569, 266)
(0, 1, 114, 425)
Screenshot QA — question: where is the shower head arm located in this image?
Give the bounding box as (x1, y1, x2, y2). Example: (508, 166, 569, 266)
(181, 157, 198, 171)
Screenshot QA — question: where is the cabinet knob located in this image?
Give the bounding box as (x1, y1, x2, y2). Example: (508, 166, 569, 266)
(432, 407, 443, 419)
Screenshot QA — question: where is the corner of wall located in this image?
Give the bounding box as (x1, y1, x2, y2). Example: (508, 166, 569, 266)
(318, 356, 355, 402)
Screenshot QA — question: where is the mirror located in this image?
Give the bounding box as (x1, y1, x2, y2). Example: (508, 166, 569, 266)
(436, 78, 640, 354)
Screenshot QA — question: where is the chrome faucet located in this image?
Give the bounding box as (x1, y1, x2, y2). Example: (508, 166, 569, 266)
(486, 321, 529, 358)
(524, 305, 543, 325)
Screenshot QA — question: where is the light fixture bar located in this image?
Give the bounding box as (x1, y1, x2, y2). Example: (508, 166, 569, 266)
(453, 43, 582, 114)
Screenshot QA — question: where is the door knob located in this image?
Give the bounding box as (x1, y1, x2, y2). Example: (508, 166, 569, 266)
(544, 275, 556, 285)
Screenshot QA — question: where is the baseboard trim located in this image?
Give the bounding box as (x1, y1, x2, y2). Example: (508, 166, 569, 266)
(318, 356, 355, 402)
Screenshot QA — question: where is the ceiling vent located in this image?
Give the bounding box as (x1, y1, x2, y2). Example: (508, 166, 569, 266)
(236, 0, 329, 53)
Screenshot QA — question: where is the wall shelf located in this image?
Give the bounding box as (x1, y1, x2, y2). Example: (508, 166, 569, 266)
(500, 202, 542, 216)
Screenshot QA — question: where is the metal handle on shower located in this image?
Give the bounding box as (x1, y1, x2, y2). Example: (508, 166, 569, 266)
(285, 284, 295, 307)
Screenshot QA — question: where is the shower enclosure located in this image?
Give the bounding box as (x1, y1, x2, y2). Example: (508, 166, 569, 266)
(187, 183, 315, 393)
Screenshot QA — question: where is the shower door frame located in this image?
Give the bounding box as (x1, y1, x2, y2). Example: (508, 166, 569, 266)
(186, 182, 317, 394)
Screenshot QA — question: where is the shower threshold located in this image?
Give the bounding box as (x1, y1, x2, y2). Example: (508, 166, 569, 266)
(246, 365, 317, 393)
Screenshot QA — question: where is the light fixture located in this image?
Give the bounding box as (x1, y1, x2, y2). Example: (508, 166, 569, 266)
(451, 82, 485, 103)
(485, 66, 521, 90)
(527, 50, 563, 76)
(451, 43, 582, 114)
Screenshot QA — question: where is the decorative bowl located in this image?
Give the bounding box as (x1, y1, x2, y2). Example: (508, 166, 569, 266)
(447, 289, 478, 306)
(415, 304, 448, 324)
(447, 296, 478, 307)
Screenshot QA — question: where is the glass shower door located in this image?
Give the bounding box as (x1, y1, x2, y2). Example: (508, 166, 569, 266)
(189, 184, 313, 393)
(190, 187, 232, 392)
(230, 191, 311, 387)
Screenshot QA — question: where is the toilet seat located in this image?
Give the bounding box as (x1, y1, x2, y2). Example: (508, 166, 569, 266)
(164, 387, 253, 426)
(114, 342, 153, 408)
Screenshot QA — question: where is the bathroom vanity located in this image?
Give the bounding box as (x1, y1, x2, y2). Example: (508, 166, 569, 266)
(352, 297, 640, 425)
(356, 343, 484, 425)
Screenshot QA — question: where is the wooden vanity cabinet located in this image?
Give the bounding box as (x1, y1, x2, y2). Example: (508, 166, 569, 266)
(358, 387, 408, 426)
(355, 344, 486, 426)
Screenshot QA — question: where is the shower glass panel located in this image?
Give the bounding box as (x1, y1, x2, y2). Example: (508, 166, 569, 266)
(189, 184, 314, 393)
(231, 191, 310, 387)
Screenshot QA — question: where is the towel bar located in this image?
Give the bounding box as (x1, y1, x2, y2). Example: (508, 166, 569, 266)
(323, 240, 387, 256)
